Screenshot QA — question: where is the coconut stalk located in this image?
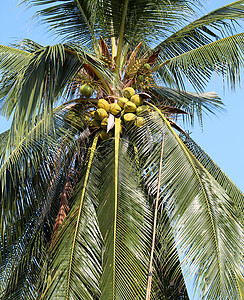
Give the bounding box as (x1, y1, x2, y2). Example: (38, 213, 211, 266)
(146, 133, 165, 300)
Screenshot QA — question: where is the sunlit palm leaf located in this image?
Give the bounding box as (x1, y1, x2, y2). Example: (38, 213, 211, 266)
(22, 0, 99, 47)
(129, 107, 243, 299)
(95, 123, 152, 298)
(155, 1, 244, 59)
(181, 133, 244, 224)
(159, 33, 244, 91)
(149, 86, 223, 125)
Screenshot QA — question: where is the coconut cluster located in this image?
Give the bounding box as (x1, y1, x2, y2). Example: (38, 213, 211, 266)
(87, 87, 148, 140)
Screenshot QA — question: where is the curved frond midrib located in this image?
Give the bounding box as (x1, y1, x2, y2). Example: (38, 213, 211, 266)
(147, 103, 232, 294)
(66, 135, 98, 299)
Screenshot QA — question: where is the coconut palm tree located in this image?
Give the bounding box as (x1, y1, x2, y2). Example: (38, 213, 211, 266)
(0, 0, 244, 299)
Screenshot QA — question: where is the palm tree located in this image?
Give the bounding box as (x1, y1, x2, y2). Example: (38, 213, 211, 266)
(0, 0, 244, 299)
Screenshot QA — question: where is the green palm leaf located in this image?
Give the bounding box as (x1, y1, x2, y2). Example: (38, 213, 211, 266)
(157, 32, 244, 91)
(150, 86, 223, 125)
(129, 107, 243, 299)
(181, 133, 244, 224)
(22, 0, 99, 47)
(95, 121, 152, 298)
(155, 1, 244, 59)
(41, 135, 102, 299)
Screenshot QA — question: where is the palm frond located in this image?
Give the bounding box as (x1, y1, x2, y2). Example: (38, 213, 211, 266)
(128, 106, 243, 299)
(40, 135, 102, 299)
(180, 133, 244, 224)
(152, 208, 189, 300)
(94, 128, 152, 298)
(155, 1, 244, 59)
(0, 104, 87, 276)
(149, 86, 223, 126)
(158, 32, 244, 91)
(21, 0, 99, 47)
(100, 0, 201, 46)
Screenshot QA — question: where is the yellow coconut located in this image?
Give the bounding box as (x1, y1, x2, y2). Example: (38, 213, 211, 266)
(131, 94, 143, 106)
(110, 103, 122, 115)
(94, 108, 108, 121)
(99, 129, 113, 140)
(80, 84, 93, 98)
(124, 113, 136, 123)
(101, 117, 108, 129)
(135, 117, 144, 127)
(97, 99, 110, 112)
(118, 97, 129, 108)
(136, 105, 149, 114)
(122, 87, 135, 99)
(90, 119, 101, 128)
(124, 101, 137, 113)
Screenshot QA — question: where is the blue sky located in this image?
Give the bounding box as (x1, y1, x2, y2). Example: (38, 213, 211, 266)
(0, 0, 243, 194)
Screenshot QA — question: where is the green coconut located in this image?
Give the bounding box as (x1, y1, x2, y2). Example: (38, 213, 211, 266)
(118, 97, 129, 108)
(143, 63, 151, 71)
(110, 103, 122, 115)
(97, 99, 110, 112)
(122, 87, 135, 99)
(101, 117, 108, 129)
(94, 108, 108, 121)
(80, 84, 93, 98)
(137, 75, 144, 82)
(131, 94, 144, 106)
(136, 105, 149, 114)
(124, 113, 136, 123)
(99, 129, 113, 140)
(135, 117, 144, 127)
(90, 119, 101, 128)
(124, 101, 137, 113)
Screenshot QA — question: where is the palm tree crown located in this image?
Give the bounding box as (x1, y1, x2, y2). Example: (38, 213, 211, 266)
(0, 0, 244, 299)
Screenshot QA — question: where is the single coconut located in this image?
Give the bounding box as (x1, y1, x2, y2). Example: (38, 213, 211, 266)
(122, 87, 135, 99)
(80, 84, 93, 98)
(137, 75, 144, 82)
(101, 117, 108, 129)
(110, 103, 122, 115)
(97, 99, 110, 112)
(143, 63, 151, 71)
(118, 97, 128, 108)
(136, 105, 149, 114)
(124, 101, 137, 113)
(135, 117, 144, 127)
(94, 108, 108, 121)
(131, 94, 143, 106)
(124, 113, 136, 123)
(99, 129, 113, 140)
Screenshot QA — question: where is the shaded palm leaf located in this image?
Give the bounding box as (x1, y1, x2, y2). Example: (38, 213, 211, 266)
(40, 136, 102, 299)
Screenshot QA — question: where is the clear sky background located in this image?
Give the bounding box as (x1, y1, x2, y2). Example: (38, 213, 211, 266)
(0, 0, 243, 196)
